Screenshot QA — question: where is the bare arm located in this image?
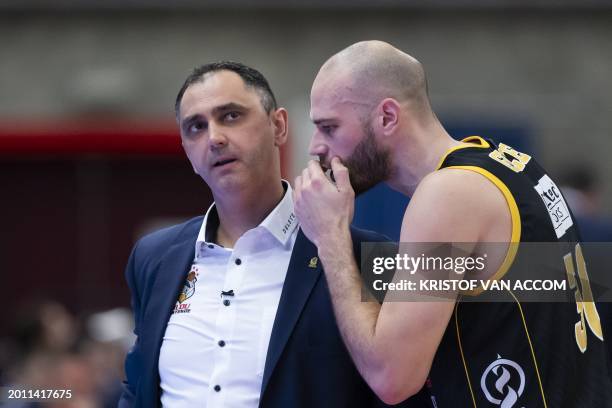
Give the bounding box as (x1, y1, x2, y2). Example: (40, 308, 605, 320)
(294, 159, 510, 404)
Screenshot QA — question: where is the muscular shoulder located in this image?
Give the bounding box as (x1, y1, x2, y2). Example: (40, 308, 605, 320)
(401, 168, 510, 242)
(416, 167, 503, 203)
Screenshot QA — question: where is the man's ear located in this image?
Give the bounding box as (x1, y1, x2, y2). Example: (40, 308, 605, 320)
(377, 98, 401, 135)
(271, 107, 289, 147)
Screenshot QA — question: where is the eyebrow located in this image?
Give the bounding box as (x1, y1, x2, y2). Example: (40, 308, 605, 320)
(181, 102, 248, 131)
(312, 118, 336, 125)
(211, 102, 247, 116)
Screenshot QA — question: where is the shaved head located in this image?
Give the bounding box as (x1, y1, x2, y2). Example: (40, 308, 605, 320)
(313, 40, 432, 119)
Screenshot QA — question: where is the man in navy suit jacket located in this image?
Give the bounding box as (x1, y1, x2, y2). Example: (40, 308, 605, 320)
(119, 61, 429, 407)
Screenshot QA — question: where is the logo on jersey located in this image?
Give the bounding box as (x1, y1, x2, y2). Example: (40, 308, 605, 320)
(172, 265, 199, 314)
(480, 354, 525, 407)
(534, 174, 573, 239)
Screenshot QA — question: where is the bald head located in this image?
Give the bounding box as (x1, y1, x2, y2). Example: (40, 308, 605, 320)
(313, 40, 432, 119)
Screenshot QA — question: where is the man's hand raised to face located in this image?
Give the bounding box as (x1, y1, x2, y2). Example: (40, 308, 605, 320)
(293, 157, 355, 252)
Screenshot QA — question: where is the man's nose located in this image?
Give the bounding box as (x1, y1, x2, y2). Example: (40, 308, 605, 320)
(308, 131, 328, 158)
(208, 123, 227, 149)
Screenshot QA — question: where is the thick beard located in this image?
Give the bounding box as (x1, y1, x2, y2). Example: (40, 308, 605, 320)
(341, 124, 392, 195)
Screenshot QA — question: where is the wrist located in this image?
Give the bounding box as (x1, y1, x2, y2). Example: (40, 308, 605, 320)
(316, 229, 353, 261)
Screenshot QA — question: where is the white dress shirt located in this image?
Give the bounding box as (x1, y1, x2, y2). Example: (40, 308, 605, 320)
(159, 182, 298, 407)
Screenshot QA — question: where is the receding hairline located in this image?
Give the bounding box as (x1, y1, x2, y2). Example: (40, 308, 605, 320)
(175, 62, 278, 119)
(176, 71, 244, 120)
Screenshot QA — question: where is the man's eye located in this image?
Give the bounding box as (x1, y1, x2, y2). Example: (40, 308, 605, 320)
(320, 125, 336, 135)
(224, 111, 241, 121)
(188, 121, 206, 133)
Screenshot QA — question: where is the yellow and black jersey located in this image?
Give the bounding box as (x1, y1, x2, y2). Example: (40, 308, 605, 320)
(427, 136, 612, 407)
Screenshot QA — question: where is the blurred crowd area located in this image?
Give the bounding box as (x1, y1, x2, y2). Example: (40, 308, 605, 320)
(0, 301, 133, 408)
(558, 165, 612, 243)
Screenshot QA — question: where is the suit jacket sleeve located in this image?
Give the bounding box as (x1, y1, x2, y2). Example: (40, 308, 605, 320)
(118, 241, 144, 408)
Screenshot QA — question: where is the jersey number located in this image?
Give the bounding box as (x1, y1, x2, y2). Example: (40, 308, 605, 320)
(563, 243, 604, 353)
(489, 143, 532, 173)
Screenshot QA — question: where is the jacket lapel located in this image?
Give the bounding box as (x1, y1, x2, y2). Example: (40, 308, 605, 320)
(138, 236, 196, 407)
(260, 230, 322, 395)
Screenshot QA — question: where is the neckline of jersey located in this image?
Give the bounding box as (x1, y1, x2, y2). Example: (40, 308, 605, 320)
(434, 135, 491, 171)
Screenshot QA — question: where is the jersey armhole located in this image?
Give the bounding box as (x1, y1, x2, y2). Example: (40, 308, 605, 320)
(445, 165, 521, 296)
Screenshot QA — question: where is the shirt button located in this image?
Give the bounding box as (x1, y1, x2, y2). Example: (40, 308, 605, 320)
(223, 299, 230, 306)
(218, 340, 226, 347)
(235, 258, 242, 265)
(214, 385, 221, 392)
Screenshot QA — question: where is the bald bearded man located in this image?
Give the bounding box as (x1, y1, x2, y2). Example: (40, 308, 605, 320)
(293, 41, 612, 407)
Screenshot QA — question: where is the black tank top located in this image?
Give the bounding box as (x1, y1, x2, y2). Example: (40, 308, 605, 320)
(427, 136, 612, 407)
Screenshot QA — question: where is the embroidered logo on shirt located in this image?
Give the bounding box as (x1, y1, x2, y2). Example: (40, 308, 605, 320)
(282, 212, 297, 235)
(173, 265, 199, 314)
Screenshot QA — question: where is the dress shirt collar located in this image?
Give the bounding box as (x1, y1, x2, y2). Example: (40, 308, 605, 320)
(196, 180, 297, 252)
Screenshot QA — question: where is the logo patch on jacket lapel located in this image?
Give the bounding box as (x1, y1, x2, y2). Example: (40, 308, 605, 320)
(308, 257, 318, 269)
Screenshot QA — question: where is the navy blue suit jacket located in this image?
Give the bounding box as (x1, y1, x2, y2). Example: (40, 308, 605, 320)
(119, 216, 430, 407)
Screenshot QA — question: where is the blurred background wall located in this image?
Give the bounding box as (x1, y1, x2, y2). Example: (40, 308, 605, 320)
(0, 2, 611, 405)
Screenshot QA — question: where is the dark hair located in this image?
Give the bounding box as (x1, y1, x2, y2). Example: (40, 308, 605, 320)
(175, 61, 278, 117)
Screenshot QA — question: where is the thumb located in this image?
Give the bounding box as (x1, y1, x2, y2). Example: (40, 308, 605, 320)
(330, 157, 351, 192)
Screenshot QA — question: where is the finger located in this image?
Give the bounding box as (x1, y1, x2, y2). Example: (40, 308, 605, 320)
(301, 166, 311, 185)
(307, 159, 325, 179)
(293, 175, 302, 200)
(330, 157, 351, 192)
